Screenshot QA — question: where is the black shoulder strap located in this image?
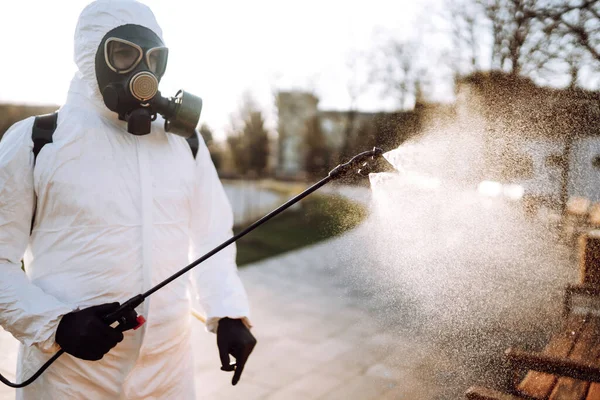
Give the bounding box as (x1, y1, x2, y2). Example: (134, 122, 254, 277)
(30, 112, 58, 233)
(32, 112, 58, 164)
(186, 131, 199, 159)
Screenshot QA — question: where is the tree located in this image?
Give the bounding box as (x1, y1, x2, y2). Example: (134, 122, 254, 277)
(340, 51, 369, 162)
(535, 0, 600, 83)
(477, 0, 543, 76)
(303, 116, 331, 179)
(538, 0, 600, 60)
(226, 133, 248, 174)
(243, 111, 270, 176)
(446, 0, 484, 75)
(469, 0, 599, 85)
(199, 123, 213, 146)
(198, 123, 224, 171)
(226, 94, 270, 177)
(369, 38, 421, 110)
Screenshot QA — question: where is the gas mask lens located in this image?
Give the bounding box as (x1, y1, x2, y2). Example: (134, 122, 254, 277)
(105, 38, 168, 76)
(105, 38, 143, 73)
(146, 47, 168, 77)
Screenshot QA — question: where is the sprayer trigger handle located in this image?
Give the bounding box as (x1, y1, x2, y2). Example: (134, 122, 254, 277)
(134, 316, 146, 330)
(104, 307, 141, 333)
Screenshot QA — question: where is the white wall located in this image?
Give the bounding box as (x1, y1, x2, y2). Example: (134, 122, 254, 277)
(513, 138, 564, 201)
(500, 136, 600, 204)
(569, 137, 600, 203)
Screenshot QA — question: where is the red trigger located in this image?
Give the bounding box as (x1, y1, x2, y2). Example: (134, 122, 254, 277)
(134, 316, 146, 330)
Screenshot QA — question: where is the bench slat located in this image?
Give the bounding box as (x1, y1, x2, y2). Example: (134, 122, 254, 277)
(550, 318, 600, 400)
(518, 316, 587, 399)
(587, 332, 600, 400)
(465, 386, 526, 400)
(587, 383, 600, 400)
(551, 378, 589, 400)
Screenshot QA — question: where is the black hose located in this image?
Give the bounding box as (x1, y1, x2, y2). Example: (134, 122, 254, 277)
(0, 350, 63, 388)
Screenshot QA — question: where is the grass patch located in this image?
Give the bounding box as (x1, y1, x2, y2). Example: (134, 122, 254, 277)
(234, 194, 368, 266)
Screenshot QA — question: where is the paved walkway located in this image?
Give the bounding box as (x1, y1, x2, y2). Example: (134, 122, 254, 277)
(0, 183, 579, 399)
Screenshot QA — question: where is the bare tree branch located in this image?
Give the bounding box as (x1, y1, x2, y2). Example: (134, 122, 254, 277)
(536, 0, 600, 64)
(369, 37, 422, 109)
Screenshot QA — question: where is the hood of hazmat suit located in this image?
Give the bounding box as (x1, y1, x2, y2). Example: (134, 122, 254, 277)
(0, 1, 251, 398)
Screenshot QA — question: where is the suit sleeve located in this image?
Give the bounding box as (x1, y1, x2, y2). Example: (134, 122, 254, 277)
(0, 118, 73, 352)
(188, 137, 251, 333)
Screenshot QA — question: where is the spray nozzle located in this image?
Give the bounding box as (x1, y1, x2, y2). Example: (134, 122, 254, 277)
(328, 147, 395, 179)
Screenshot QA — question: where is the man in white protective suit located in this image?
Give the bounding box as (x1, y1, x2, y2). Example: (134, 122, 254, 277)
(0, 0, 256, 398)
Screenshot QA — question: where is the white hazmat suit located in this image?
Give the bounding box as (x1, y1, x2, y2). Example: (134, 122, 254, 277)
(0, 1, 251, 398)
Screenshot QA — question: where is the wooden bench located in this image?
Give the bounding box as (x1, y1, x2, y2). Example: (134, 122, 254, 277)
(466, 309, 600, 400)
(465, 281, 600, 400)
(466, 226, 600, 400)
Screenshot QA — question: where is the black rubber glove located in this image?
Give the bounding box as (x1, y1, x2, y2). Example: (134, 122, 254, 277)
(217, 318, 257, 386)
(55, 303, 124, 361)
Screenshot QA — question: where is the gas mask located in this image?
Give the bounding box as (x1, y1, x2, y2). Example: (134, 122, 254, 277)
(95, 24, 202, 137)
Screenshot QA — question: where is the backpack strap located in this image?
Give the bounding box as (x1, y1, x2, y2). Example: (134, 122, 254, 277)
(31, 112, 58, 233)
(32, 112, 58, 164)
(186, 131, 199, 160)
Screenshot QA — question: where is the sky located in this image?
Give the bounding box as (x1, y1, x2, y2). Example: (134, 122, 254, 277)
(0, 0, 432, 139)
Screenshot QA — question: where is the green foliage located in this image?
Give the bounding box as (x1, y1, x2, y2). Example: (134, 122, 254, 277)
(227, 110, 270, 176)
(244, 112, 270, 175)
(199, 123, 213, 146)
(199, 123, 223, 171)
(303, 116, 332, 179)
(234, 194, 368, 266)
(226, 133, 248, 174)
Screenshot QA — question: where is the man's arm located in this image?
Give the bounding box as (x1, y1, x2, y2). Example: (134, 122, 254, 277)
(0, 118, 73, 353)
(188, 137, 251, 333)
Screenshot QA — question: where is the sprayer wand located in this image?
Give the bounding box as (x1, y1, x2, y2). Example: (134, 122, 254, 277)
(0, 147, 388, 388)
